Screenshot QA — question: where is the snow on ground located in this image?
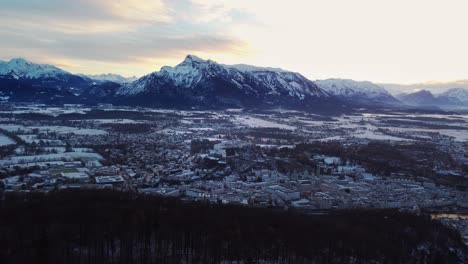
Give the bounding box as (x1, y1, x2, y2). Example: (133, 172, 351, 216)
(382, 127, 468, 142)
(41, 147, 93, 153)
(202, 137, 223, 141)
(352, 130, 412, 141)
(189, 127, 214, 131)
(0, 152, 103, 166)
(319, 136, 344, 141)
(77, 119, 142, 124)
(0, 124, 30, 132)
(68, 129, 108, 135)
(323, 157, 341, 165)
(0, 134, 15, 146)
(255, 144, 294, 149)
(180, 119, 194, 125)
(0, 107, 89, 116)
(29, 126, 107, 135)
(18, 135, 64, 145)
(1, 125, 107, 135)
(234, 116, 296, 130)
(18, 135, 37, 141)
(297, 119, 327, 126)
(158, 129, 192, 135)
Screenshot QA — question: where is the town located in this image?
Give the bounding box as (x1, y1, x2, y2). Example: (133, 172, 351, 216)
(0, 103, 467, 245)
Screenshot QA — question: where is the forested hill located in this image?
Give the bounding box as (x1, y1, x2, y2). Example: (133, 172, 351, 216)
(0, 190, 466, 263)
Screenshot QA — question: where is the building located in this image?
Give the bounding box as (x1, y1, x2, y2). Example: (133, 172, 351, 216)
(267, 185, 300, 201)
(95, 175, 125, 184)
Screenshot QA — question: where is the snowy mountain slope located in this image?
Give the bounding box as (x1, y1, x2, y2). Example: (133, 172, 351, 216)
(0, 58, 68, 79)
(80, 73, 138, 84)
(116, 55, 332, 109)
(5, 56, 456, 111)
(396, 90, 439, 106)
(437, 88, 468, 105)
(396, 88, 468, 110)
(315, 79, 400, 105)
(0, 58, 99, 102)
(0, 74, 80, 104)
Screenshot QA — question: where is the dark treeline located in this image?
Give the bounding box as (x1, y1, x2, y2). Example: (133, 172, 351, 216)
(0, 190, 466, 264)
(0, 127, 25, 145)
(60, 110, 155, 120)
(379, 119, 466, 130)
(0, 112, 56, 120)
(0, 128, 25, 159)
(0, 109, 179, 122)
(376, 116, 465, 123)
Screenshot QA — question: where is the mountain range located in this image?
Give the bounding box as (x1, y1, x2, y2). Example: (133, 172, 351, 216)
(114, 55, 335, 109)
(0, 55, 465, 111)
(381, 80, 468, 95)
(78, 73, 138, 84)
(396, 88, 468, 110)
(315, 79, 399, 106)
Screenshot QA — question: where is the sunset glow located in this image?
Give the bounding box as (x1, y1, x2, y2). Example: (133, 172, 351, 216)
(1, 0, 467, 83)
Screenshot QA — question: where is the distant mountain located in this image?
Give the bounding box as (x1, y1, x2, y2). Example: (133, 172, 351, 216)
(0, 58, 92, 103)
(0, 58, 67, 79)
(115, 55, 335, 109)
(380, 80, 468, 95)
(80, 73, 138, 84)
(79, 81, 122, 104)
(5, 56, 463, 111)
(315, 79, 400, 106)
(396, 90, 439, 106)
(0, 75, 79, 104)
(438, 88, 468, 106)
(396, 89, 468, 110)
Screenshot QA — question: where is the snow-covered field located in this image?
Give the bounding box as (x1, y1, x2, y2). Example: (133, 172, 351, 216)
(319, 136, 344, 141)
(30, 126, 107, 135)
(1, 124, 107, 135)
(41, 147, 93, 153)
(17, 135, 64, 145)
(352, 130, 412, 141)
(77, 119, 142, 124)
(0, 107, 89, 116)
(0, 124, 29, 132)
(234, 116, 296, 130)
(0, 134, 15, 146)
(381, 127, 468, 142)
(189, 127, 214, 131)
(0, 124, 107, 135)
(0, 152, 103, 166)
(158, 128, 192, 135)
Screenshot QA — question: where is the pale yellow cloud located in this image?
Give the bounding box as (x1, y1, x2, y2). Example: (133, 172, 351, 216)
(0, 0, 172, 33)
(1, 0, 468, 83)
(194, 0, 468, 83)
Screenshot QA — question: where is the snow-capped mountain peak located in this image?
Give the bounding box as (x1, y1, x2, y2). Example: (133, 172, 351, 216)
(437, 88, 468, 105)
(439, 88, 468, 101)
(394, 88, 468, 110)
(395, 90, 439, 106)
(0, 58, 68, 79)
(116, 55, 331, 108)
(315, 78, 399, 105)
(182, 54, 205, 64)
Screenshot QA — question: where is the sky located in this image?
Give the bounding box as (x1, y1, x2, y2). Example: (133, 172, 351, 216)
(1, 0, 467, 84)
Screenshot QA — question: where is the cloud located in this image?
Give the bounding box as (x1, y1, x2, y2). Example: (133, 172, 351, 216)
(1, 0, 468, 82)
(0, 0, 253, 76)
(0, 0, 173, 33)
